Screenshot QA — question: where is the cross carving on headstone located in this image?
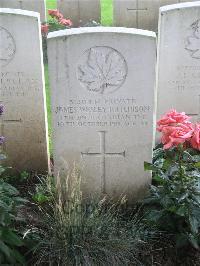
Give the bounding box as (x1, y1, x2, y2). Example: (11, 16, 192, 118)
(81, 131, 125, 194)
(127, 0, 147, 27)
(0, 102, 22, 152)
(18, 0, 23, 9)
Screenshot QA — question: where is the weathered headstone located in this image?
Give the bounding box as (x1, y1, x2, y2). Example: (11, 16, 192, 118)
(0, 8, 50, 172)
(0, 0, 46, 22)
(48, 27, 156, 201)
(157, 2, 200, 123)
(113, 0, 199, 32)
(57, 0, 100, 27)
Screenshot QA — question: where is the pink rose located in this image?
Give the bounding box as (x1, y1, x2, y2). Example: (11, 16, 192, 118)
(157, 109, 190, 132)
(41, 24, 49, 34)
(161, 123, 194, 149)
(59, 18, 73, 27)
(48, 9, 63, 19)
(190, 123, 200, 151)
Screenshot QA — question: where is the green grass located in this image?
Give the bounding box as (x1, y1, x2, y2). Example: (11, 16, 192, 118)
(44, 64, 52, 154)
(46, 0, 56, 10)
(101, 0, 113, 26)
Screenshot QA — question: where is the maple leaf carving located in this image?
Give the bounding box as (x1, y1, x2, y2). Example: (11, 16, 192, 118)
(0, 27, 15, 67)
(78, 47, 127, 94)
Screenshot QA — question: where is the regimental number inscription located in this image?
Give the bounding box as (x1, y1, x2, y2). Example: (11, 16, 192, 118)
(77, 46, 127, 94)
(0, 27, 16, 67)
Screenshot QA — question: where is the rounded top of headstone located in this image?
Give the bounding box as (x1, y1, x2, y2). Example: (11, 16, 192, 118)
(0, 8, 40, 19)
(47, 27, 156, 40)
(160, 1, 200, 13)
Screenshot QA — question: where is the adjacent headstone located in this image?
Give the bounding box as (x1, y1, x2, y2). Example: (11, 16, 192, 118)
(113, 0, 199, 32)
(57, 0, 100, 27)
(48, 27, 156, 201)
(0, 0, 46, 22)
(157, 2, 200, 123)
(0, 9, 50, 172)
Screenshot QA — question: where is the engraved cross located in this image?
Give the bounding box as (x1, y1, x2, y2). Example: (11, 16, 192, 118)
(18, 0, 23, 9)
(81, 131, 125, 193)
(127, 0, 147, 27)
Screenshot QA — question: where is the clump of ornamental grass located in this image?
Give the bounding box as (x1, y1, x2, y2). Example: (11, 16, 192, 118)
(25, 164, 154, 266)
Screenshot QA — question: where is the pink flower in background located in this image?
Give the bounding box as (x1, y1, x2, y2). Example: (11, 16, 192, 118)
(161, 123, 194, 149)
(157, 109, 191, 132)
(59, 18, 73, 27)
(48, 9, 63, 19)
(190, 124, 200, 151)
(41, 24, 49, 34)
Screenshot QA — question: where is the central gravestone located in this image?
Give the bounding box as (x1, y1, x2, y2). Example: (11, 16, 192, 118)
(0, 9, 49, 172)
(48, 27, 156, 200)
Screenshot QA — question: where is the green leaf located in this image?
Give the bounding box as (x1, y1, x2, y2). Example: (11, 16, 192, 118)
(154, 158, 165, 168)
(11, 249, 25, 264)
(0, 240, 11, 258)
(192, 155, 200, 163)
(175, 233, 189, 248)
(175, 206, 187, 217)
(144, 162, 158, 171)
(2, 229, 23, 247)
(188, 234, 199, 249)
(189, 215, 199, 234)
(194, 162, 200, 168)
(152, 175, 165, 184)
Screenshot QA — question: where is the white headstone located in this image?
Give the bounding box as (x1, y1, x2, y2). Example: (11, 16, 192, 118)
(0, 9, 50, 172)
(157, 2, 200, 123)
(0, 0, 46, 22)
(113, 0, 200, 32)
(48, 27, 156, 201)
(57, 0, 100, 27)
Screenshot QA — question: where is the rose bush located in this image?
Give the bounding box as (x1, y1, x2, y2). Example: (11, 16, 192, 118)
(144, 110, 200, 249)
(41, 9, 72, 35)
(41, 10, 73, 63)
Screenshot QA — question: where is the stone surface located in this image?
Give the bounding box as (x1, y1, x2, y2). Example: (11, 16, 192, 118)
(0, 0, 46, 22)
(48, 27, 156, 201)
(57, 0, 100, 27)
(0, 8, 49, 172)
(157, 2, 200, 124)
(113, 0, 199, 32)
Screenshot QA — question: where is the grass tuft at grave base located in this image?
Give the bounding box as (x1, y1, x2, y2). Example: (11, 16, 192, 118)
(23, 165, 156, 265)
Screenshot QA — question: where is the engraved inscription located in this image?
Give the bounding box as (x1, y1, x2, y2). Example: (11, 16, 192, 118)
(55, 97, 150, 128)
(185, 19, 200, 59)
(0, 27, 16, 67)
(0, 101, 22, 152)
(0, 72, 40, 97)
(81, 131, 125, 193)
(77, 46, 127, 94)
